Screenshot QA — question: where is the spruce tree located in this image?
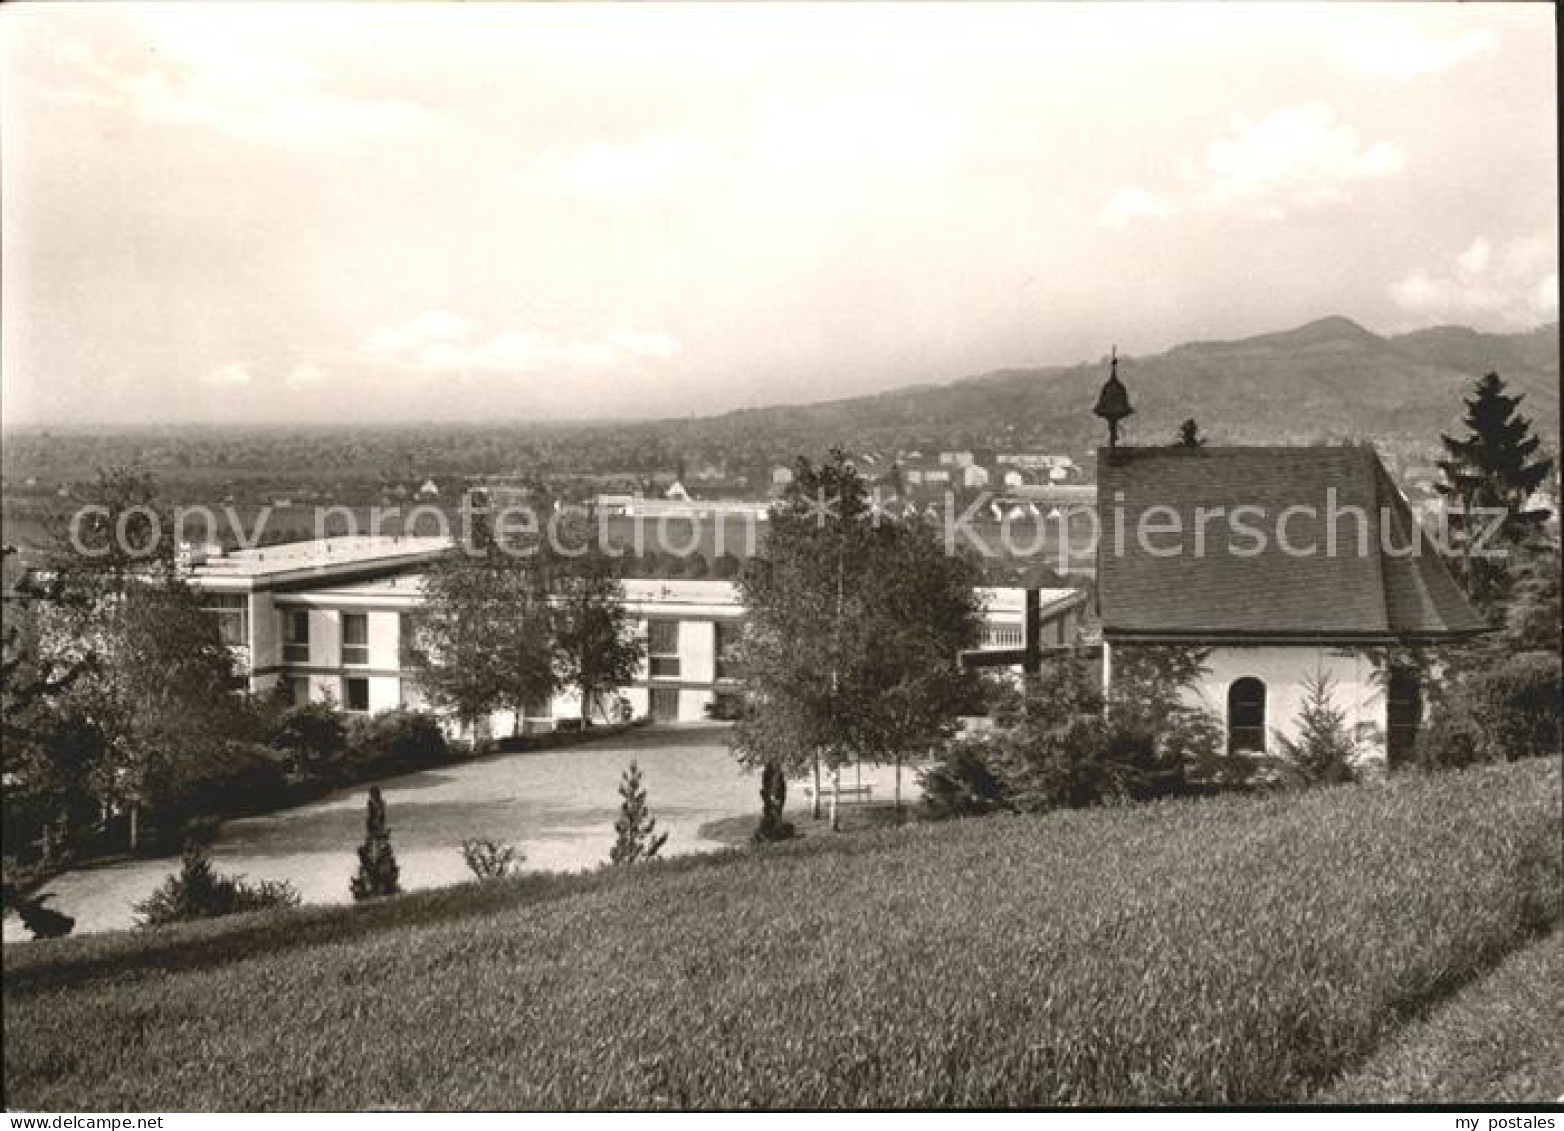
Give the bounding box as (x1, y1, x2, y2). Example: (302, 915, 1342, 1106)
(350, 786, 401, 900)
(1436, 372, 1554, 605)
(610, 761, 668, 865)
(1175, 418, 1206, 448)
(1271, 672, 1361, 786)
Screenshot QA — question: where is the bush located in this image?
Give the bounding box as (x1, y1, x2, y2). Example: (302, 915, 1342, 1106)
(343, 709, 450, 780)
(920, 738, 1009, 817)
(271, 701, 348, 778)
(1167, 708, 1249, 790)
(979, 653, 1188, 811)
(703, 693, 747, 721)
(1420, 651, 1562, 768)
(1417, 694, 1489, 770)
(134, 845, 300, 927)
(1, 885, 75, 940)
(149, 741, 291, 827)
(460, 837, 523, 880)
(1471, 651, 1562, 758)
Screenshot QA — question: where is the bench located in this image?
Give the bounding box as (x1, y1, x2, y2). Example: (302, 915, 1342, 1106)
(801, 783, 874, 803)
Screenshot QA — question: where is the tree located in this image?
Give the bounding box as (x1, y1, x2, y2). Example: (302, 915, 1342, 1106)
(935, 646, 1222, 815)
(984, 651, 1116, 811)
(1493, 534, 1562, 655)
(350, 787, 401, 900)
(1436, 372, 1554, 607)
(553, 544, 644, 725)
(753, 762, 794, 842)
(33, 473, 249, 851)
(733, 451, 983, 826)
(609, 761, 668, 865)
(2, 547, 94, 750)
(408, 533, 557, 737)
(1175, 419, 1206, 448)
(1270, 671, 1362, 786)
(2, 547, 102, 864)
(46, 467, 169, 594)
(60, 573, 247, 845)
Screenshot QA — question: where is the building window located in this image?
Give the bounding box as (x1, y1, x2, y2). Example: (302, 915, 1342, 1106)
(342, 676, 370, 714)
(342, 612, 369, 667)
(202, 592, 249, 648)
(650, 687, 680, 721)
(399, 613, 416, 669)
(1386, 667, 1422, 765)
(283, 609, 310, 663)
(1227, 677, 1267, 753)
(715, 620, 743, 680)
(285, 675, 310, 707)
(648, 620, 681, 678)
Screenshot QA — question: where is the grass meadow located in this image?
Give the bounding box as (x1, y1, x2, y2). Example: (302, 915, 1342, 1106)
(1323, 927, 1563, 1104)
(4, 758, 1559, 1109)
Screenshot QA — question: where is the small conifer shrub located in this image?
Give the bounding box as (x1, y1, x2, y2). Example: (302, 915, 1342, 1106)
(1272, 672, 1362, 786)
(610, 761, 669, 865)
(350, 786, 402, 900)
(134, 845, 299, 927)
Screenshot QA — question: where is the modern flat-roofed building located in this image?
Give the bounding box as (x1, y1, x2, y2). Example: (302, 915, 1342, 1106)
(186, 535, 1088, 728)
(185, 536, 451, 707)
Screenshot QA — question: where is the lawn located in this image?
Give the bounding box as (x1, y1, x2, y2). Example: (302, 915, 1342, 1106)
(697, 799, 918, 845)
(1322, 927, 1564, 1104)
(4, 759, 1559, 1109)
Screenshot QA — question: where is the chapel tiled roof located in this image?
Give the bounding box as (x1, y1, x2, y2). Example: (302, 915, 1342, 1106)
(1095, 446, 1486, 641)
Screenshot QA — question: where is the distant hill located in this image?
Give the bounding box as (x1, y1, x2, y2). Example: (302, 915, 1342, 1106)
(1, 317, 1555, 507)
(698, 317, 1560, 460)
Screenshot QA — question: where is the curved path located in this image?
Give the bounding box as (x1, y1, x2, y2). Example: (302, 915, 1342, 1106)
(4, 724, 911, 941)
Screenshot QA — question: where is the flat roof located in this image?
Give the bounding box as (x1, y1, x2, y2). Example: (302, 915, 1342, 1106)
(186, 535, 452, 583)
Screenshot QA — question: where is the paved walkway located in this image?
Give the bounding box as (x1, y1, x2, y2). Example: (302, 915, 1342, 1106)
(3, 724, 915, 941)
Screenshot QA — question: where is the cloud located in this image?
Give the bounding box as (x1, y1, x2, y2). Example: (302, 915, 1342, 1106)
(520, 93, 1022, 211)
(1101, 185, 1173, 228)
(1193, 104, 1406, 220)
(285, 362, 326, 389)
(1335, 25, 1498, 82)
(202, 362, 254, 389)
(365, 311, 472, 355)
(1100, 105, 1406, 226)
(363, 312, 681, 374)
(534, 133, 725, 201)
(1390, 235, 1559, 328)
(42, 13, 430, 147)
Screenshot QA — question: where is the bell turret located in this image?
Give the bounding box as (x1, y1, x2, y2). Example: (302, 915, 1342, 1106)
(1093, 346, 1134, 450)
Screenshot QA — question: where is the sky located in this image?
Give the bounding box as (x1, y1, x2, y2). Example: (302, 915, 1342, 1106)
(0, 2, 1556, 426)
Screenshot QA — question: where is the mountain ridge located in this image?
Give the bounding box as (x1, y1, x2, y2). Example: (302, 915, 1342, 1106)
(692, 317, 1559, 457)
